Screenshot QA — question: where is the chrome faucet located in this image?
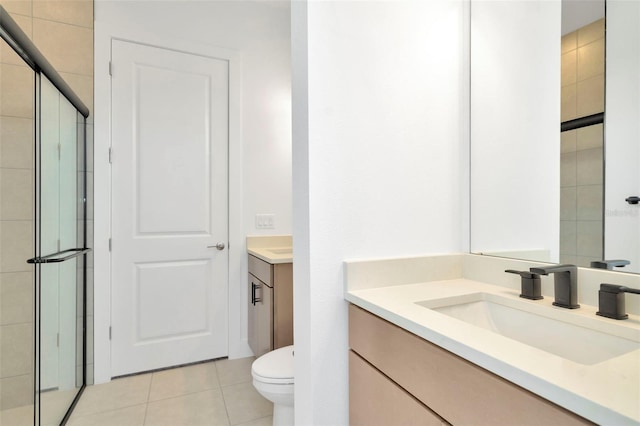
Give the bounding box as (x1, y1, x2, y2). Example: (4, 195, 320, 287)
(529, 264, 579, 309)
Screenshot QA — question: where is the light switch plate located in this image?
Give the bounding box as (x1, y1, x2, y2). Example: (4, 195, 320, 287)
(255, 214, 275, 229)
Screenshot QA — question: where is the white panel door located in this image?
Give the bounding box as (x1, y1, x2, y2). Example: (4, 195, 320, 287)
(111, 40, 229, 376)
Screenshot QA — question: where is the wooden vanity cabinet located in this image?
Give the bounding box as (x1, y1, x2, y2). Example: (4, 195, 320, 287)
(349, 304, 594, 426)
(248, 255, 293, 357)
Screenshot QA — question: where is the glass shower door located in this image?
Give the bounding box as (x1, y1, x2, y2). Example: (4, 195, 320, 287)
(33, 75, 87, 425)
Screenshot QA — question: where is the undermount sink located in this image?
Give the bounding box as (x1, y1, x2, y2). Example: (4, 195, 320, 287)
(416, 293, 640, 365)
(267, 248, 292, 255)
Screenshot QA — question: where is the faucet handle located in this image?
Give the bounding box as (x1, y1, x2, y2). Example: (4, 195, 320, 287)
(505, 269, 539, 279)
(505, 270, 543, 300)
(596, 284, 640, 320)
(590, 260, 630, 270)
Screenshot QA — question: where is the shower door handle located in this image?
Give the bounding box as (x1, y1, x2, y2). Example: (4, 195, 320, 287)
(27, 248, 92, 264)
(207, 242, 225, 250)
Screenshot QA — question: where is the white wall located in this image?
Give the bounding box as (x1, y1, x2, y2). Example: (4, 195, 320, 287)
(93, 0, 291, 382)
(605, 0, 640, 273)
(470, 1, 561, 261)
(292, 1, 469, 424)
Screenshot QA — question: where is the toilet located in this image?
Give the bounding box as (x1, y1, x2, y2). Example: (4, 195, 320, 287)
(251, 345, 294, 426)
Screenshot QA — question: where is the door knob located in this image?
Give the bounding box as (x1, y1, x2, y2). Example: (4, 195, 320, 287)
(207, 242, 225, 250)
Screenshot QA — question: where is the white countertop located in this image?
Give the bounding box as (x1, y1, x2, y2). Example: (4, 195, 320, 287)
(246, 235, 292, 264)
(345, 278, 640, 425)
(247, 247, 292, 264)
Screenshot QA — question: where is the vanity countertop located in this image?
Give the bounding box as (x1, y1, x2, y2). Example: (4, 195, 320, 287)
(344, 255, 640, 426)
(246, 235, 292, 264)
(247, 247, 292, 264)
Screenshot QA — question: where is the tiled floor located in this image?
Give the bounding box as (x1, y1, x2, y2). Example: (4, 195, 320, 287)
(69, 357, 272, 426)
(2, 356, 273, 426)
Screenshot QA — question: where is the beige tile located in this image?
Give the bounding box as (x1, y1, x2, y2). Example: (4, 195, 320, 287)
(561, 83, 577, 122)
(76, 267, 93, 315)
(60, 72, 93, 116)
(0, 374, 33, 410)
(576, 256, 597, 268)
(577, 38, 604, 82)
(560, 152, 576, 187)
(0, 116, 34, 169)
(560, 187, 576, 221)
(576, 147, 603, 186)
(77, 172, 93, 219)
(561, 32, 576, 54)
(83, 219, 94, 266)
(235, 416, 273, 426)
(86, 314, 94, 366)
(0, 1, 32, 17)
(561, 50, 576, 87)
(41, 387, 81, 426)
(68, 404, 146, 426)
(0, 322, 33, 377)
(86, 123, 94, 171)
(1, 168, 33, 220)
(577, 185, 603, 221)
(560, 220, 577, 256)
(0, 271, 33, 325)
(215, 357, 255, 386)
(33, 0, 93, 29)
(32, 18, 93, 76)
(576, 74, 604, 117)
(0, 403, 33, 425)
(86, 172, 94, 218)
(145, 389, 229, 426)
(0, 13, 32, 65)
(86, 362, 94, 385)
(72, 374, 152, 417)
(0, 220, 33, 272)
(576, 123, 603, 151)
(577, 18, 604, 47)
(0, 63, 35, 118)
(148, 362, 219, 402)
(559, 253, 578, 266)
(221, 382, 272, 425)
(560, 129, 576, 153)
(577, 220, 603, 258)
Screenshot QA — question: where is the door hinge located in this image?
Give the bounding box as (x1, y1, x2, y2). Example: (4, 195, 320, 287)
(109, 326, 112, 340)
(108, 147, 112, 164)
(108, 238, 112, 252)
(109, 61, 112, 76)
(58, 143, 61, 160)
(56, 333, 60, 348)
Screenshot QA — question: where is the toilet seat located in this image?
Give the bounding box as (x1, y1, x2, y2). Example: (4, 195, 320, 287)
(252, 345, 294, 385)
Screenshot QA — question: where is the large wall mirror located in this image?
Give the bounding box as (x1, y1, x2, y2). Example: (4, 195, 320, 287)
(470, 0, 640, 273)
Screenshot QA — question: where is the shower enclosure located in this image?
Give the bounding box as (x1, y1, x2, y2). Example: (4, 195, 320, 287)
(1, 6, 90, 425)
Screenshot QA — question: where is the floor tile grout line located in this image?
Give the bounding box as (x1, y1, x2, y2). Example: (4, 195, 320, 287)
(65, 403, 148, 423)
(215, 360, 235, 426)
(142, 372, 154, 426)
(219, 383, 233, 426)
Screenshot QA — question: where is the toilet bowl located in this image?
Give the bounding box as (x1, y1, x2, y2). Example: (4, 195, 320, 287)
(251, 345, 294, 426)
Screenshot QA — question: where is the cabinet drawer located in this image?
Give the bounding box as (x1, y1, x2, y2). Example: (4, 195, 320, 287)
(350, 350, 447, 426)
(248, 255, 272, 286)
(349, 304, 593, 426)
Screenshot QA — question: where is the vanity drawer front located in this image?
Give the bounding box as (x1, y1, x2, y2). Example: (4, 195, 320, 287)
(349, 304, 593, 426)
(350, 350, 447, 426)
(248, 254, 273, 286)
